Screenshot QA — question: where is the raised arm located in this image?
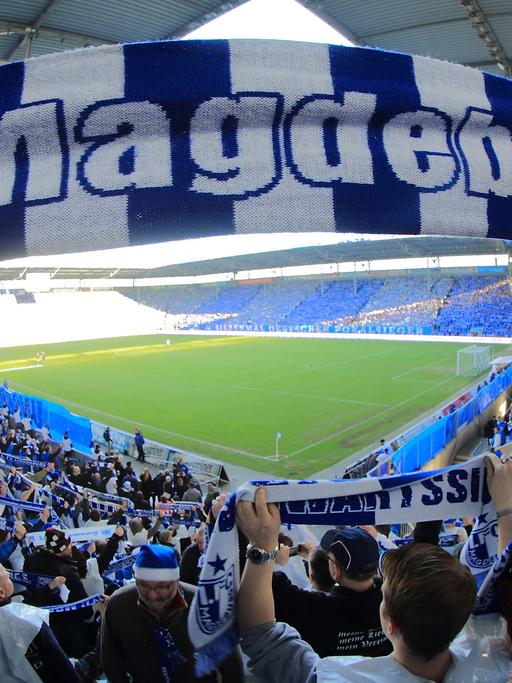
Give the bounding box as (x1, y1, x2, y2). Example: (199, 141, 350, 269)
(236, 488, 320, 683)
(236, 487, 281, 632)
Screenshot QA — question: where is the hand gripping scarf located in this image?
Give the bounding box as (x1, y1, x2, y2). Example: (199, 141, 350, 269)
(188, 455, 501, 675)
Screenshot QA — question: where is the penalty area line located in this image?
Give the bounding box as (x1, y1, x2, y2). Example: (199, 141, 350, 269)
(282, 373, 458, 461)
(231, 384, 390, 408)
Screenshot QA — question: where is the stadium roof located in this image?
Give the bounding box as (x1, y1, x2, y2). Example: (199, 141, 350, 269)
(0, 236, 509, 280)
(1, 0, 510, 76)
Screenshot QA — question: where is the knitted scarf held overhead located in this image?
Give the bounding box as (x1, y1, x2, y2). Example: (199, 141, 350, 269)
(188, 455, 503, 676)
(0, 40, 511, 259)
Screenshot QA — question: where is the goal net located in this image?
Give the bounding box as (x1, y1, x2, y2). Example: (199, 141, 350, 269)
(456, 345, 491, 377)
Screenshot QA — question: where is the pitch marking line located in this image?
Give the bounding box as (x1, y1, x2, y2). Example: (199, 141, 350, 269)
(0, 337, 253, 369)
(0, 364, 43, 374)
(9, 381, 271, 462)
(391, 358, 453, 380)
(232, 384, 390, 408)
(282, 373, 458, 460)
(391, 378, 438, 385)
(235, 346, 398, 389)
(9, 368, 460, 465)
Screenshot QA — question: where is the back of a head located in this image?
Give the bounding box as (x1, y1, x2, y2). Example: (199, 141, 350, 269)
(129, 518, 143, 534)
(320, 527, 379, 582)
(381, 543, 477, 661)
(309, 548, 335, 593)
(159, 529, 171, 543)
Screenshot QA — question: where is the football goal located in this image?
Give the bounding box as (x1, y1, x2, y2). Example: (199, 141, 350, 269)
(456, 345, 491, 377)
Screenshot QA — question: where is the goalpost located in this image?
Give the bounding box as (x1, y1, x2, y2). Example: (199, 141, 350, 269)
(456, 345, 491, 377)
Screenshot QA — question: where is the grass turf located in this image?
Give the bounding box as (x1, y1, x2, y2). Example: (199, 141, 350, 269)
(0, 334, 497, 479)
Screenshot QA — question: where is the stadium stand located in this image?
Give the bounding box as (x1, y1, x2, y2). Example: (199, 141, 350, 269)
(434, 274, 512, 337)
(230, 280, 317, 326)
(284, 279, 383, 328)
(0, 402, 510, 681)
(13, 291, 36, 304)
(2, 273, 512, 347)
(120, 285, 211, 314)
(113, 273, 507, 336)
(353, 275, 453, 327)
(193, 283, 262, 320)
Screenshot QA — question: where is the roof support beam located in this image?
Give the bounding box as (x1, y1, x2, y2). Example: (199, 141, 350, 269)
(460, 0, 510, 76)
(0, 21, 115, 62)
(295, 0, 360, 45)
(6, 0, 65, 60)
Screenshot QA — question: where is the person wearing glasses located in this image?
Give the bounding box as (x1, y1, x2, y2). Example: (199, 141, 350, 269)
(101, 544, 242, 682)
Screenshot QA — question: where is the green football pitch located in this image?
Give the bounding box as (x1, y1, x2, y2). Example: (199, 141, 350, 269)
(0, 335, 498, 479)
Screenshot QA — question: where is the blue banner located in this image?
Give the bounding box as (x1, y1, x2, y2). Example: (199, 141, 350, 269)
(390, 367, 512, 473)
(0, 386, 92, 454)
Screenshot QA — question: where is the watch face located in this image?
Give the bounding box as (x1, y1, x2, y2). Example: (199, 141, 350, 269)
(247, 545, 270, 564)
(247, 545, 266, 565)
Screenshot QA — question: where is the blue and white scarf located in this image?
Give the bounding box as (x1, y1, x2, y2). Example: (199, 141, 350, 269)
(188, 455, 496, 675)
(0, 517, 16, 533)
(1, 40, 511, 259)
(63, 476, 132, 507)
(60, 477, 82, 494)
(84, 488, 132, 507)
(0, 495, 50, 516)
(7, 570, 54, 591)
(27, 524, 115, 547)
(42, 594, 102, 613)
(474, 541, 512, 615)
(61, 477, 136, 515)
(127, 501, 202, 518)
(56, 480, 123, 516)
(394, 532, 460, 549)
(157, 502, 202, 515)
(0, 453, 48, 469)
(154, 626, 187, 682)
(101, 554, 136, 577)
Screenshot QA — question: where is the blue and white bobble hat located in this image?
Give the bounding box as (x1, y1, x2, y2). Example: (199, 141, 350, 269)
(133, 544, 179, 581)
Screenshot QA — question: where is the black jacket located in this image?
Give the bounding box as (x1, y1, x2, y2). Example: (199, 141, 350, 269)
(272, 571, 392, 658)
(23, 548, 94, 658)
(179, 543, 202, 586)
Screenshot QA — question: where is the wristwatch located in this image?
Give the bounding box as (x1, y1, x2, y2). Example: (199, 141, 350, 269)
(246, 543, 279, 565)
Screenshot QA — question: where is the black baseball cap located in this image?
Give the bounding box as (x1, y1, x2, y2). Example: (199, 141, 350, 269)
(320, 528, 378, 572)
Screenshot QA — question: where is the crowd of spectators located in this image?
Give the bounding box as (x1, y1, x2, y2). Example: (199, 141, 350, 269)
(0, 405, 229, 681)
(118, 273, 512, 337)
(484, 411, 512, 451)
(0, 402, 511, 682)
(234, 280, 317, 327)
(434, 275, 512, 337)
(285, 279, 382, 329)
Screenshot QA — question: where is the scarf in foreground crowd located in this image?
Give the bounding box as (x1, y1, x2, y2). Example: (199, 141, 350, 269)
(0, 39, 511, 260)
(189, 455, 505, 675)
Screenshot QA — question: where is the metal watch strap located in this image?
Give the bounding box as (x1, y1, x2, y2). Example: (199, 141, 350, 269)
(246, 543, 279, 564)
